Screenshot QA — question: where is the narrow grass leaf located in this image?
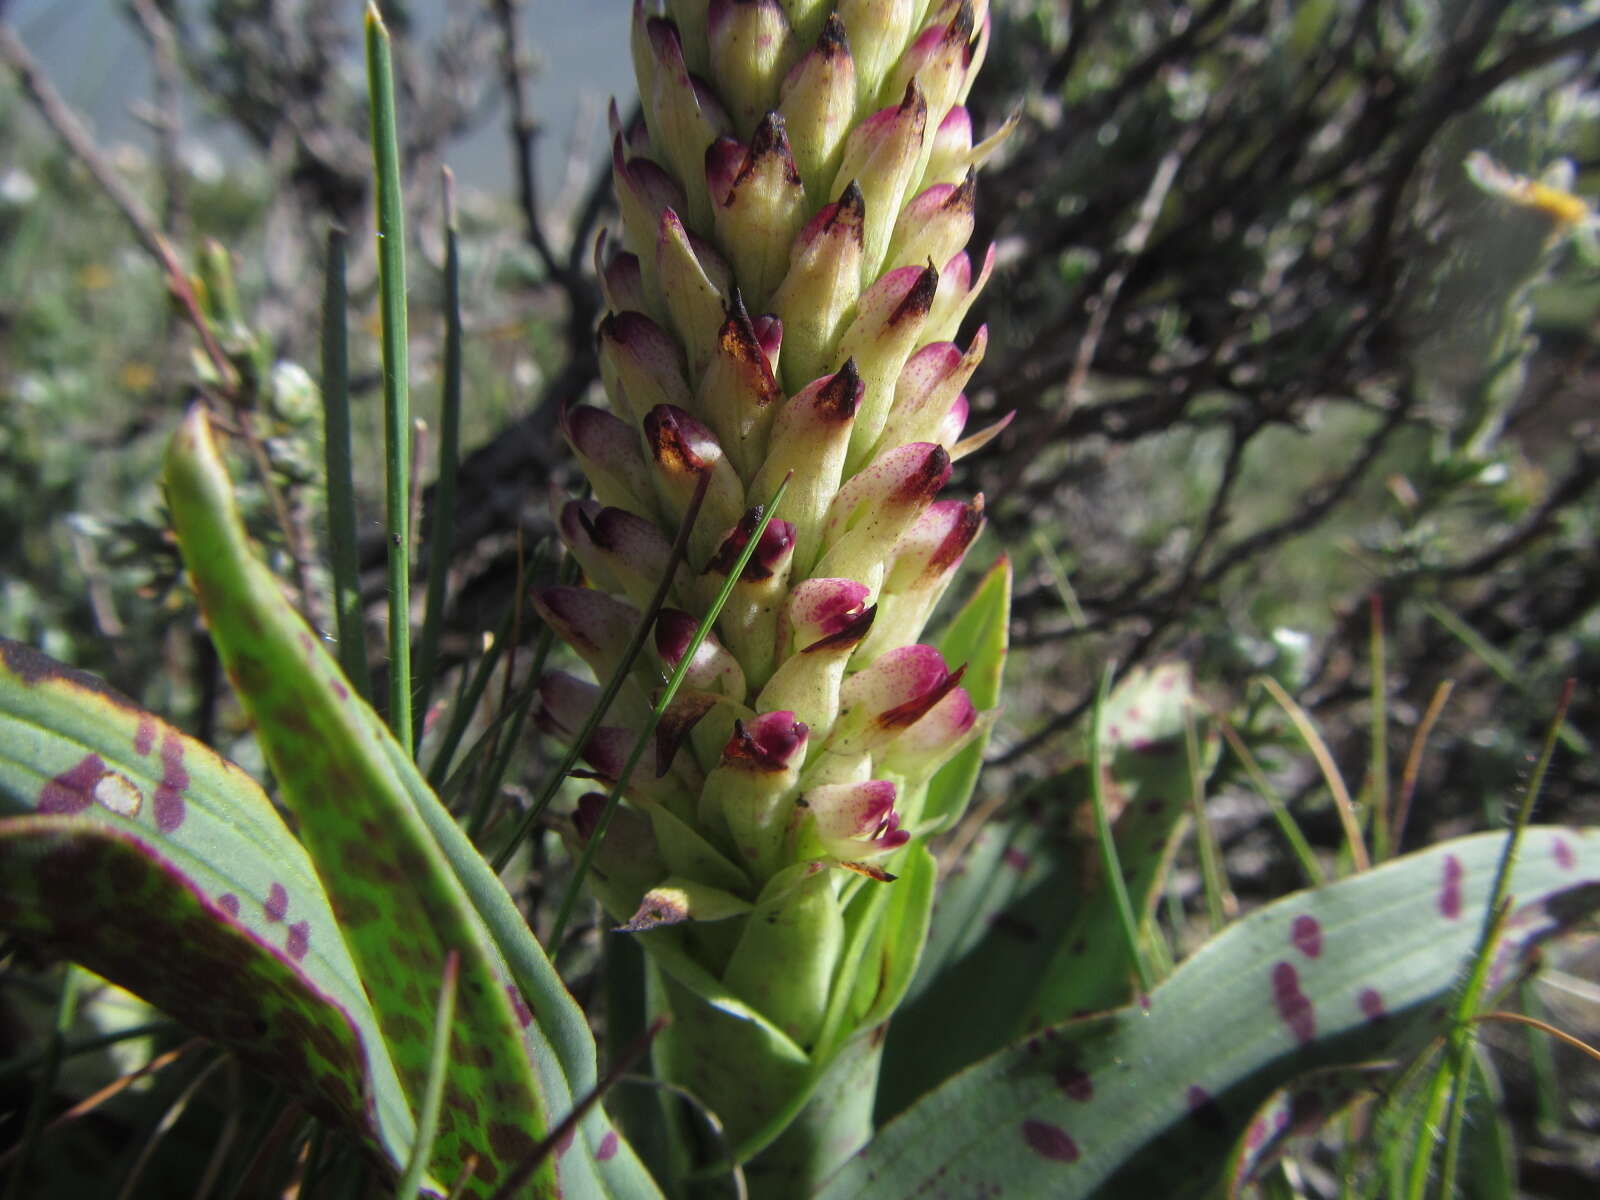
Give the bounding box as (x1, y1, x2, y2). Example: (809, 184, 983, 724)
(1089, 664, 1151, 994)
(366, 3, 413, 755)
(413, 169, 464, 750)
(320, 225, 370, 700)
(398, 951, 460, 1200)
(1258, 676, 1368, 872)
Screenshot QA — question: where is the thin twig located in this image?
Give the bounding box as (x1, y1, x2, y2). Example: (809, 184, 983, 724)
(0, 21, 228, 379)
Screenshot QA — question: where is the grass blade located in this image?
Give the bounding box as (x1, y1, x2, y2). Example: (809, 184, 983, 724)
(1216, 716, 1325, 886)
(1420, 678, 1574, 1199)
(1088, 664, 1152, 995)
(396, 951, 459, 1200)
(320, 225, 370, 699)
(1258, 676, 1369, 872)
(366, 2, 413, 755)
(413, 168, 463, 750)
(1367, 594, 1390, 862)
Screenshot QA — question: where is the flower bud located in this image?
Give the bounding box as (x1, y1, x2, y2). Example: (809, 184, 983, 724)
(560, 403, 653, 517)
(837, 0, 916, 106)
(885, 171, 975, 277)
(831, 79, 927, 283)
(642, 404, 750, 566)
(708, 0, 800, 136)
(924, 242, 993, 345)
(704, 710, 809, 875)
(770, 183, 866, 392)
(656, 608, 748, 701)
(882, 2, 975, 181)
(827, 642, 966, 755)
(872, 324, 986, 457)
(641, 15, 731, 231)
(657, 207, 731, 383)
(756, 578, 875, 735)
(596, 231, 650, 316)
(813, 440, 950, 586)
(750, 360, 863, 575)
(697, 297, 783, 477)
(532, 589, 651, 694)
(778, 13, 856, 200)
(598, 310, 693, 427)
(708, 115, 809, 311)
(701, 509, 796, 687)
(876, 685, 983, 784)
(621, 876, 754, 931)
(789, 778, 909, 863)
(857, 494, 984, 660)
(558, 500, 682, 614)
(538, 669, 649, 742)
(832, 262, 938, 470)
(612, 133, 686, 274)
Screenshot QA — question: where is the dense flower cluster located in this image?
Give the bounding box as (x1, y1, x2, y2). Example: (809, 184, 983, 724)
(539, 0, 1005, 1070)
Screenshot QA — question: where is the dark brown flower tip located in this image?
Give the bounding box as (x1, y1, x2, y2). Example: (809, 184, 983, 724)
(618, 892, 690, 933)
(892, 443, 952, 503)
(816, 12, 849, 58)
(655, 691, 719, 777)
(817, 359, 864, 422)
(644, 404, 711, 473)
(740, 112, 803, 188)
(928, 495, 986, 574)
(890, 264, 941, 325)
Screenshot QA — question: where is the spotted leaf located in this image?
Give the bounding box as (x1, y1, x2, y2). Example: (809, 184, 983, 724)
(826, 827, 1600, 1199)
(0, 639, 420, 1187)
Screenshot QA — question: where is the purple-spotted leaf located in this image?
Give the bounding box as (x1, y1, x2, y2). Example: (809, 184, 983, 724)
(880, 663, 1203, 1120)
(825, 827, 1600, 1200)
(162, 408, 653, 1199)
(0, 639, 420, 1182)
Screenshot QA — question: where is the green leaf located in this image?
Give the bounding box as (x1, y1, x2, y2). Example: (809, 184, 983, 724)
(826, 827, 1600, 1200)
(880, 663, 1204, 1119)
(852, 840, 936, 1030)
(162, 408, 655, 1198)
(0, 640, 418, 1182)
(923, 556, 1011, 831)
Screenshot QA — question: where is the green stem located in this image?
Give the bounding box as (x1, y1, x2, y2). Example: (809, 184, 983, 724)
(1089, 663, 1151, 995)
(320, 225, 371, 700)
(1367, 593, 1390, 861)
(413, 168, 463, 750)
(396, 951, 458, 1199)
(366, 2, 413, 754)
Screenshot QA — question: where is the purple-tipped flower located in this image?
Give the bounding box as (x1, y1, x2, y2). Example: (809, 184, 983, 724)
(792, 779, 910, 865)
